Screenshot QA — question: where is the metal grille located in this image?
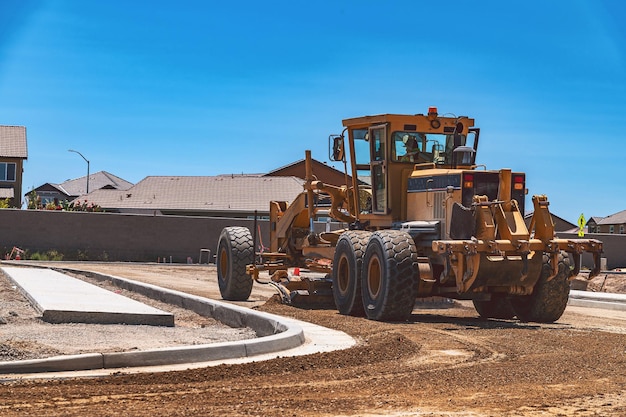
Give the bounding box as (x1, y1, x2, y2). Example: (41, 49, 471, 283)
(433, 191, 446, 238)
(433, 191, 446, 220)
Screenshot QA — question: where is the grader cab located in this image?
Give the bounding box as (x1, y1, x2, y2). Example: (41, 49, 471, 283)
(217, 107, 602, 323)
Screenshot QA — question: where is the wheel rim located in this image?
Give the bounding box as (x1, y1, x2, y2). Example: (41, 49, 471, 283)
(336, 254, 350, 296)
(367, 255, 382, 298)
(219, 247, 229, 279)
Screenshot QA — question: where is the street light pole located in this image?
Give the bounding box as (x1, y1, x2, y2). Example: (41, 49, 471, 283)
(68, 149, 90, 194)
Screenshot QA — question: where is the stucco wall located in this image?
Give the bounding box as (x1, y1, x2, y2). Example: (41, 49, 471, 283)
(1, 209, 623, 269)
(557, 232, 626, 270)
(0, 209, 275, 263)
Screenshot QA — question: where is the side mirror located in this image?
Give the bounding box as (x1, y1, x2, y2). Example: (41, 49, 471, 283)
(330, 135, 345, 161)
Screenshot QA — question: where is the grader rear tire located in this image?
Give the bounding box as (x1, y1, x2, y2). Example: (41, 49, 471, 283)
(217, 226, 254, 301)
(332, 231, 371, 316)
(473, 295, 516, 320)
(510, 252, 570, 323)
(361, 230, 419, 321)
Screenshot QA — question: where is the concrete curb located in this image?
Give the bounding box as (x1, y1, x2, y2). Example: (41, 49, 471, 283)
(0, 266, 307, 374)
(568, 289, 626, 312)
(0, 354, 105, 374)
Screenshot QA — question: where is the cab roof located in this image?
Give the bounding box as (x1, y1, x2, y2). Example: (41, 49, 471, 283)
(342, 113, 475, 133)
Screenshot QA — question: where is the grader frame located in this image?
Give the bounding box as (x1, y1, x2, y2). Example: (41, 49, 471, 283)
(217, 108, 603, 322)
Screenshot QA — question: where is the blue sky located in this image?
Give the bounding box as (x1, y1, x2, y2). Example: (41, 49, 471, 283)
(1, 0, 625, 223)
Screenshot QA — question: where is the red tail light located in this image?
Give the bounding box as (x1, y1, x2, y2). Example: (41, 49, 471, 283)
(463, 173, 474, 188)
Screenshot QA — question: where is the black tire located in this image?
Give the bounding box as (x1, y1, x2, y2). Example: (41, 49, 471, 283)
(217, 226, 254, 301)
(473, 295, 516, 320)
(361, 230, 419, 321)
(332, 231, 371, 316)
(510, 252, 571, 323)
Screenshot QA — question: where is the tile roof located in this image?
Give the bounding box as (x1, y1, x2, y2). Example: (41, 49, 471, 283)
(0, 126, 28, 158)
(33, 171, 134, 197)
(83, 175, 306, 213)
(597, 210, 626, 225)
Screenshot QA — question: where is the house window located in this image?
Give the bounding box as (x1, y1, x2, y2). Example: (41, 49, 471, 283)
(620, 225, 625, 234)
(589, 225, 595, 233)
(610, 225, 614, 234)
(0, 163, 16, 182)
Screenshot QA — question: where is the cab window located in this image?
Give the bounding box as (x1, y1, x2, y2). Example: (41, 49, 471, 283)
(392, 132, 425, 162)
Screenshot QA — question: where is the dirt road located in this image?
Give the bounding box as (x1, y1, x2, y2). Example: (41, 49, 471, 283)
(1, 262, 625, 416)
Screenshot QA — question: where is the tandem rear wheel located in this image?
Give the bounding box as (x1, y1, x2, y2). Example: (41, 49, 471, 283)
(361, 230, 419, 322)
(332, 231, 371, 316)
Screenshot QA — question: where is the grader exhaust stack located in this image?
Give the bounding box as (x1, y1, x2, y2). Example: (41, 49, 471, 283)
(216, 108, 602, 323)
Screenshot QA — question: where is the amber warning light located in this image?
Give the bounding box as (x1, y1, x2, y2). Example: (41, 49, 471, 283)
(428, 106, 438, 117)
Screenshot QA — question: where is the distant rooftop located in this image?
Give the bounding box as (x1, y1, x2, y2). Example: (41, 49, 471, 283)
(57, 171, 133, 196)
(596, 210, 626, 225)
(0, 125, 28, 158)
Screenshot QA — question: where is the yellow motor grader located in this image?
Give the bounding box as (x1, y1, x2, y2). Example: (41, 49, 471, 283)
(217, 107, 602, 322)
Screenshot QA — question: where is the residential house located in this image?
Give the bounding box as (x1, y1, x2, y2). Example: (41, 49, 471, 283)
(27, 171, 133, 207)
(588, 211, 626, 234)
(586, 216, 605, 234)
(70, 158, 351, 218)
(0, 125, 28, 208)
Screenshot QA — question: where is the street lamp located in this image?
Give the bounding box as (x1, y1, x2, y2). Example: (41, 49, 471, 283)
(68, 149, 90, 194)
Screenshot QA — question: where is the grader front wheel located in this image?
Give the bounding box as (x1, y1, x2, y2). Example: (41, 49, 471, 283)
(216, 226, 254, 301)
(510, 252, 571, 323)
(361, 230, 419, 321)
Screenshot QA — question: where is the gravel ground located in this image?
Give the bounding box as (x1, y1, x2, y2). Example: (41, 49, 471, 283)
(0, 266, 256, 361)
(587, 272, 626, 293)
(1, 262, 625, 417)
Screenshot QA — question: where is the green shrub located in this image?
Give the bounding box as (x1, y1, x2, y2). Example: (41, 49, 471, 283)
(27, 250, 64, 261)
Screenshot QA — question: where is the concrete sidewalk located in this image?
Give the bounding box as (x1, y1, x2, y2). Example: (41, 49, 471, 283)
(2, 267, 174, 326)
(0, 266, 356, 379)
